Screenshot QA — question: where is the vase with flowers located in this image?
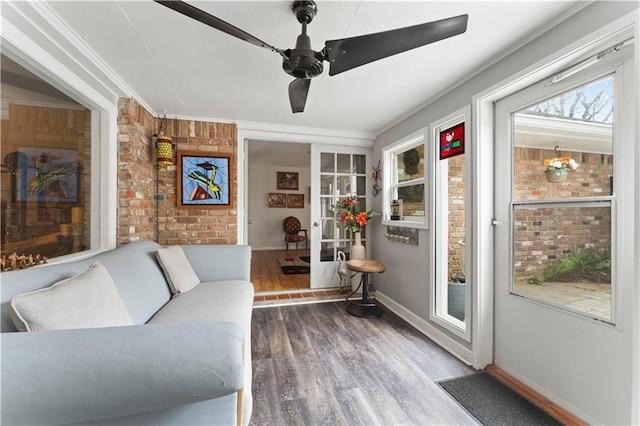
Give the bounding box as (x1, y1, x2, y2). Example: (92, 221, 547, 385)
(543, 156, 579, 182)
(336, 196, 381, 260)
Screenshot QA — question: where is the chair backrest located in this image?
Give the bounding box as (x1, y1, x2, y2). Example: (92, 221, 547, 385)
(283, 216, 301, 235)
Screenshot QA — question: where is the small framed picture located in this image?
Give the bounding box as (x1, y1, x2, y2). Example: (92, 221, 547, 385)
(286, 193, 304, 208)
(177, 151, 232, 208)
(277, 171, 299, 190)
(439, 122, 465, 160)
(268, 193, 286, 208)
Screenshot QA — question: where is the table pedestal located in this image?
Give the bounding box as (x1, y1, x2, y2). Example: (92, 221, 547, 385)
(345, 259, 386, 318)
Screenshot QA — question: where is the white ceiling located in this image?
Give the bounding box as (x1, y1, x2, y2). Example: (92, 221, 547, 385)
(43, 1, 583, 135)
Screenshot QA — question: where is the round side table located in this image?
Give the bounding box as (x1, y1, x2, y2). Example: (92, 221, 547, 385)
(345, 259, 386, 318)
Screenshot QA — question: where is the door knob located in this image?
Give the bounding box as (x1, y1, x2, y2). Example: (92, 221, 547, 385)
(313, 222, 320, 227)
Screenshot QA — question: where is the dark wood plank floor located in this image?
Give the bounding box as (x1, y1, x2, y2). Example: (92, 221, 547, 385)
(250, 301, 477, 425)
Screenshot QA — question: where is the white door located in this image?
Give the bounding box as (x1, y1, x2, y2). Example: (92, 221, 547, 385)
(494, 43, 634, 424)
(310, 144, 371, 289)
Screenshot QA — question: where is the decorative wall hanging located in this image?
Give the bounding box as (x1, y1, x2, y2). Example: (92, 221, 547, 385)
(439, 122, 465, 160)
(177, 151, 232, 208)
(543, 146, 579, 183)
(268, 193, 286, 208)
(277, 171, 299, 190)
(286, 193, 304, 208)
(371, 160, 381, 197)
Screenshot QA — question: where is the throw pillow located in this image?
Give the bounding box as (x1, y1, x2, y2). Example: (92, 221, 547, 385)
(10, 262, 134, 332)
(156, 245, 200, 296)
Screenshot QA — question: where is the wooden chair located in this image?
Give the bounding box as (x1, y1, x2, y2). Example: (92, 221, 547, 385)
(283, 216, 308, 251)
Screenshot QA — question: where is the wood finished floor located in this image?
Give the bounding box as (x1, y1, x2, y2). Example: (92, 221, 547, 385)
(250, 301, 477, 426)
(251, 249, 311, 293)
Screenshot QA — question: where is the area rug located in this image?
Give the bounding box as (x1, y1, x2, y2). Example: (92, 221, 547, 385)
(278, 256, 310, 275)
(438, 371, 562, 425)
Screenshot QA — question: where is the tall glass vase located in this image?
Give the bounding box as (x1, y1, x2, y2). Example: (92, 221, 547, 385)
(351, 231, 366, 260)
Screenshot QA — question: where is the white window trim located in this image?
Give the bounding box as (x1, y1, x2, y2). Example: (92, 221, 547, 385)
(382, 127, 428, 229)
(2, 14, 118, 259)
(429, 105, 472, 342)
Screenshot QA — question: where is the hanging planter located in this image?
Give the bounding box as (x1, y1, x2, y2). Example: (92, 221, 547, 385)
(543, 146, 578, 183)
(545, 169, 568, 183)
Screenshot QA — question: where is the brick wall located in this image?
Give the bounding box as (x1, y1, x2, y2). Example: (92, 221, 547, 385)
(155, 118, 238, 245)
(448, 154, 465, 279)
(117, 98, 156, 244)
(513, 147, 612, 282)
(116, 98, 237, 246)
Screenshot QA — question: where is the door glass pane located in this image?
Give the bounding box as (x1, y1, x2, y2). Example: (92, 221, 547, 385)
(513, 76, 613, 201)
(513, 204, 612, 321)
(321, 153, 334, 173)
(337, 153, 350, 173)
(354, 154, 366, 174)
(320, 175, 333, 195)
(336, 176, 351, 196)
(321, 218, 335, 240)
(356, 176, 366, 196)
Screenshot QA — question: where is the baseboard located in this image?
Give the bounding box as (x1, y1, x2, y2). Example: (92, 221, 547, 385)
(487, 364, 590, 425)
(375, 291, 473, 366)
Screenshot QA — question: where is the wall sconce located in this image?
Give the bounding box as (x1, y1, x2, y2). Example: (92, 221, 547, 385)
(155, 112, 174, 167)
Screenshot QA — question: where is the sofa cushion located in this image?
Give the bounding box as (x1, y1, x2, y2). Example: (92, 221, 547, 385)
(156, 246, 200, 296)
(147, 280, 254, 423)
(10, 262, 134, 332)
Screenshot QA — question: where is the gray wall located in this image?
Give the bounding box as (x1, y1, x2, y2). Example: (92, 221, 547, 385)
(370, 1, 639, 347)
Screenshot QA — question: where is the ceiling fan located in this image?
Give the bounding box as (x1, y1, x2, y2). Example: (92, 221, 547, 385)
(155, 0, 468, 113)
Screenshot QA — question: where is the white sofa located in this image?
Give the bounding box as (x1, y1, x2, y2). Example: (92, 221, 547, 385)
(1, 240, 254, 425)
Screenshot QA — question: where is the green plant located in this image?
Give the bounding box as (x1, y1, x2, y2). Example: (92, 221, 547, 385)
(543, 248, 611, 283)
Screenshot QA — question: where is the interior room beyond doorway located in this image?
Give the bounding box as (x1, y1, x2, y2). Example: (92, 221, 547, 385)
(247, 140, 311, 293)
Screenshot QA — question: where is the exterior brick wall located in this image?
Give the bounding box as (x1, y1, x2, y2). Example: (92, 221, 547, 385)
(448, 154, 465, 279)
(116, 98, 237, 246)
(513, 147, 612, 282)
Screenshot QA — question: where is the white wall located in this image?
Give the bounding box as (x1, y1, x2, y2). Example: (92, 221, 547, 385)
(247, 164, 310, 250)
(371, 2, 639, 424)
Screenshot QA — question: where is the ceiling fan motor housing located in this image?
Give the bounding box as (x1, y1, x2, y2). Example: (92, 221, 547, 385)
(282, 33, 324, 78)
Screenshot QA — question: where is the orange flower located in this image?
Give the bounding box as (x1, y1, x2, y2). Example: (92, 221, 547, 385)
(355, 211, 368, 227)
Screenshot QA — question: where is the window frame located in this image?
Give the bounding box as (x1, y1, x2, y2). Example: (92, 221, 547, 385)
(2, 30, 118, 260)
(382, 128, 428, 229)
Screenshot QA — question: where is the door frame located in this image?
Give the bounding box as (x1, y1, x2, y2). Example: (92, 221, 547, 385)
(236, 124, 374, 246)
(471, 15, 637, 371)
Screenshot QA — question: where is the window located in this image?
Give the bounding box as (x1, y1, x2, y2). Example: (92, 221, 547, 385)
(0, 49, 114, 262)
(510, 74, 615, 323)
(429, 106, 470, 340)
(382, 130, 427, 229)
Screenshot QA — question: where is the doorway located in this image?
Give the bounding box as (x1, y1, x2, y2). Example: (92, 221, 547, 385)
(493, 42, 634, 424)
(246, 140, 311, 293)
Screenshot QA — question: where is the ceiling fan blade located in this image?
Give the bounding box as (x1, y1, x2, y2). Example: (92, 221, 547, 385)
(289, 78, 311, 113)
(155, 1, 282, 54)
(325, 14, 468, 76)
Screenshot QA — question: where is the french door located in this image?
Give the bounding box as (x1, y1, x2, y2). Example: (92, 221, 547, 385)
(310, 144, 371, 289)
(493, 43, 634, 424)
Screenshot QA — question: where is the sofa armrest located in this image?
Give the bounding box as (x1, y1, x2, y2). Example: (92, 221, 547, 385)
(1, 321, 244, 425)
(181, 244, 251, 282)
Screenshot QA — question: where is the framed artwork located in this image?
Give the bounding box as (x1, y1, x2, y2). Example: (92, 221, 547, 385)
(12, 147, 79, 203)
(177, 151, 232, 208)
(440, 122, 465, 160)
(277, 171, 299, 190)
(286, 193, 304, 208)
(268, 193, 286, 208)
